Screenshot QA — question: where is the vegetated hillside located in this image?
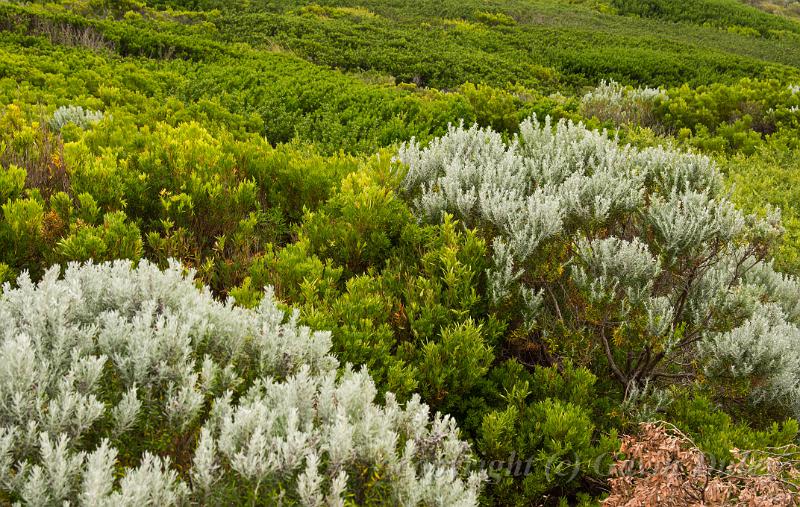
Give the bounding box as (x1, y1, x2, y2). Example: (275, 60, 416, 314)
(746, 0, 800, 20)
(174, 0, 800, 89)
(2, 0, 800, 504)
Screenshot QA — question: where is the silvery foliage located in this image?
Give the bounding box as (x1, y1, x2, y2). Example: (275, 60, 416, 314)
(572, 237, 660, 307)
(397, 116, 737, 321)
(698, 262, 800, 416)
(787, 85, 800, 112)
(701, 303, 800, 415)
(48, 105, 104, 132)
(0, 260, 482, 505)
(397, 117, 800, 413)
(579, 79, 665, 127)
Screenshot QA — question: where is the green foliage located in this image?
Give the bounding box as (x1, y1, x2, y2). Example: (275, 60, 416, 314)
(727, 144, 800, 273)
(655, 78, 800, 154)
(478, 360, 618, 504)
(474, 11, 516, 26)
(233, 176, 501, 407)
(0, 2, 489, 154)
(666, 391, 799, 466)
(0, 104, 370, 289)
(612, 0, 800, 37)
(300, 170, 413, 275)
(415, 320, 494, 415)
(57, 210, 142, 262)
(212, 0, 800, 89)
(458, 83, 538, 133)
(0, 165, 25, 204)
(1, 196, 45, 268)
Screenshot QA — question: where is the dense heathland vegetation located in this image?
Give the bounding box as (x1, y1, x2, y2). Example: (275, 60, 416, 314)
(3, 0, 800, 504)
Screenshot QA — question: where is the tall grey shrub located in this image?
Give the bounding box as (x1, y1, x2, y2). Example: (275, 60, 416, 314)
(397, 117, 800, 417)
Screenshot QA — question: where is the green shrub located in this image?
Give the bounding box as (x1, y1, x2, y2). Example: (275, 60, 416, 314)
(654, 79, 800, 154)
(726, 143, 800, 273)
(478, 361, 618, 504)
(611, 0, 800, 37)
(56, 211, 142, 262)
(474, 11, 516, 26)
(666, 392, 799, 467)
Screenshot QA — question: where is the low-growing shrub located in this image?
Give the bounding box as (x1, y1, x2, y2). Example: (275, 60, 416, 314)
(655, 79, 800, 154)
(49, 105, 104, 132)
(664, 392, 799, 466)
(478, 360, 619, 503)
(0, 260, 484, 505)
(580, 79, 665, 129)
(725, 142, 800, 274)
(0, 106, 70, 199)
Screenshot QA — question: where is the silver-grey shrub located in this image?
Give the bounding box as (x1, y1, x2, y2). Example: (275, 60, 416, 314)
(48, 105, 104, 132)
(397, 117, 800, 417)
(0, 260, 482, 505)
(579, 79, 665, 128)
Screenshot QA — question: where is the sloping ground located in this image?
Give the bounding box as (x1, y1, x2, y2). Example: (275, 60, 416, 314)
(727, 0, 800, 21)
(183, 0, 800, 89)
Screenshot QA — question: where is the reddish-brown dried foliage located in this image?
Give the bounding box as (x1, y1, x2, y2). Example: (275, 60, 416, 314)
(604, 423, 800, 506)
